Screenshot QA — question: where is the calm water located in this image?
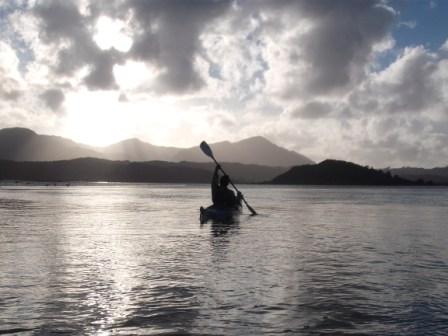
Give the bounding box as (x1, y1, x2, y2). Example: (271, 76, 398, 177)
(1, 184, 447, 335)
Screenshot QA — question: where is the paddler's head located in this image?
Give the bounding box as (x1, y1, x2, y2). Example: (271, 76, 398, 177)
(220, 175, 230, 187)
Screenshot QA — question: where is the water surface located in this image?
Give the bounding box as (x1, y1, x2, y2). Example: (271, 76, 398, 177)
(1, 184, 447, 335)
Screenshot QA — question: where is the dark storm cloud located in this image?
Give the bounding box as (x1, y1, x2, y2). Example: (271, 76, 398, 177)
(83, 50, 121, 90)
(32, 0, 231, 93)
(125, 0, 232, 93)
(33, 0, 121, 90)
(31, 0, 395, 96)
(299, 0, 395, 95)
(240, 0, 395, 97)
(40, 88, 65, 111)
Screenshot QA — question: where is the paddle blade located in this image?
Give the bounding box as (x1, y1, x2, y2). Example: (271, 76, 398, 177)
(200, 141, 214, 158)
(244, 200, 257, 216)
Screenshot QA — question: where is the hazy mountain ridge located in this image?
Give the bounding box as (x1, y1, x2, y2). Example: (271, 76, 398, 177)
(101, 138, 180, 161)
(0, 127, 312, 167)
(2, 128, 445, 185)
(386, 167, 448, 184)
(173, 136, 313, 166)
(0, 128, 103, 161)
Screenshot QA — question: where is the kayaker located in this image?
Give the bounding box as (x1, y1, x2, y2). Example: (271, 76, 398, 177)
(212, 165, 242, 209)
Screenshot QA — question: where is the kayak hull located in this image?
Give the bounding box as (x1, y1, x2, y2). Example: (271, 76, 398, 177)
(199, 205, 242, 224)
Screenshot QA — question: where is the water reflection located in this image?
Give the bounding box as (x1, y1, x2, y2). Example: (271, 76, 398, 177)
(1, 185, 448, 335)
(0, 198, 34, 211)
(111, 282, 201, 335)
(209, 220, 240, 237)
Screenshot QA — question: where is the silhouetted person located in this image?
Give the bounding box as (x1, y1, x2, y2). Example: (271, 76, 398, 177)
(212, 165, 242, 208)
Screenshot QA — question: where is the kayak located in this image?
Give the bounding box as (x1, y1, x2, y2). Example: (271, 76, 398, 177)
(199, 205, 241, 224)
(199, 205, 242, 224)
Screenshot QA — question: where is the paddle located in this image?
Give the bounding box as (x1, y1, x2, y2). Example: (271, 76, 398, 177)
(200, 141, 257, 215)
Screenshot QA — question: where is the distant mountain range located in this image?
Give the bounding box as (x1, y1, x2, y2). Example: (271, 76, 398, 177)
(172, 136, 312, 166)
(385, 167, 448, 185)
(1, 127, 446, 186)
(0, 127, 313, 167)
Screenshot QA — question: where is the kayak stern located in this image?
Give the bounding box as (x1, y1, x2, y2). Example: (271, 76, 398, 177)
(200, 205, 242, 224)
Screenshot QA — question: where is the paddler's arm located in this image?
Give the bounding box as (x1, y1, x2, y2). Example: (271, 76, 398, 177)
(236, 191, 243, 207)
(211, 165, 220, 204)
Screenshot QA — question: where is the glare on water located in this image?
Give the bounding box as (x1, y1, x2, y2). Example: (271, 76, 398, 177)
(1, 184, 448, 335)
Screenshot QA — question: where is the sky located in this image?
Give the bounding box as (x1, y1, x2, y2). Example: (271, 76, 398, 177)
(0, 0, 447, 168)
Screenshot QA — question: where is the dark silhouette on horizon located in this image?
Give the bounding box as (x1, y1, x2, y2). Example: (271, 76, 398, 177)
(0, 158, 439, 185)
(270, 160, 435, 186)
(385, 166, 448, 185)
(0, 158, 211, 183)
(0, 158, 289, 184)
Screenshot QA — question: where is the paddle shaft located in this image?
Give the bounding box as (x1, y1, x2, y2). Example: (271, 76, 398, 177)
(210, 156, 257, 215)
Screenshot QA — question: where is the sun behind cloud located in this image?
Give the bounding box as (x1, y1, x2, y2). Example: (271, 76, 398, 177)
(61, 89, 219, 148)
(93, 16, 133, 52)
(62, 91, 130, 146)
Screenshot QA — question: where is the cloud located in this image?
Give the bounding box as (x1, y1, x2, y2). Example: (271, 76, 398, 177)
(0, 41, 22, 101)
(0, 70, 21, 101)
(291, 101, 332, 119)
(29, 0, 233, 94)
(125, 0, 232, 94)
(441, 39, 448, 52)
(118, 93, 128, 102)
(308, 45, 448, 167)
(40, 88, 65, 112)
(33, 0, 123, 90)
(28, 0, 397, 97)
(297, 0, 395, 95)
(350, 46, 443, 116)
(255, 0, 396, 100)
(398, 21, 417, 29)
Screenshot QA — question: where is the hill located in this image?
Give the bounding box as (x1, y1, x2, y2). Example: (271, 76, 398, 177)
(270, 159, 429, 185)
(173, 136, 313, 167)
(0, 128, 101, 161)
